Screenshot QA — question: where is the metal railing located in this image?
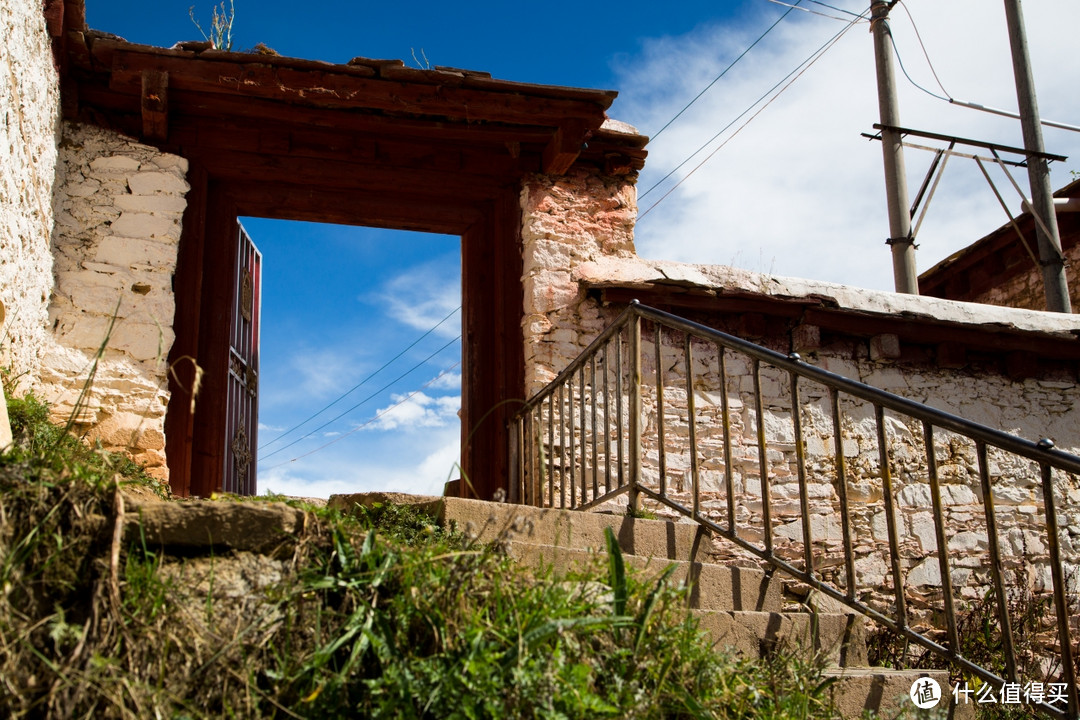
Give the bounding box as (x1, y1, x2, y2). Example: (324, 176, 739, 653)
(509, 301, 1080, 719)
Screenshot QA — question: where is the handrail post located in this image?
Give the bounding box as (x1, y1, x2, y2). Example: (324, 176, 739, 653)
(1038, 441, 1079, 717)
(508, 416, 521, 504)
(628, 305, 643, 513)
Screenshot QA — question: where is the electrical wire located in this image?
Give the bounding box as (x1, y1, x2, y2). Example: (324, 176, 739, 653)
(895, 0, 951, 98)
(766, 0, 855, 23)
(648, 0, 805, 143)
(806, 0, 867, 19)
(259, 333, 461, 461)
(263, 361, 463, 471)
(890, 0, 1080, 133)
(259, 303, 461, 449)
(639, 8, 867, 217)
(882, 14, 949, 103)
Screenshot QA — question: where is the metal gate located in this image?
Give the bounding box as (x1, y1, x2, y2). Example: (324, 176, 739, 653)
(224, 223, 262, 495)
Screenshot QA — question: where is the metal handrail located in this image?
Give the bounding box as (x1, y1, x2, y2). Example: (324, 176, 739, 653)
(509, 301, 1079, 719)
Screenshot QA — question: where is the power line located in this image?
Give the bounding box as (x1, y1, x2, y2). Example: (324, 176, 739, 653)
(639, 8, 866, 217)
(259, 333, 461, 461)
(894, 0, 951, 98)
(882, 9, 949, 102)
(891, 0, 1080, 133)
(648, 0, 805, 143)
(263, 361, 463, 470)
(259, 304, 461, 450)
(766, 0, 857, 23)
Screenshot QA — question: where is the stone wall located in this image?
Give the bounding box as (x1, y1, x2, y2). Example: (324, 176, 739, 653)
(967, 240, 1080, 312)
(38, 122, 189, 480)
(0, 0, 60, 387)
(518, 166, 1080, 623)
(520, 169, 638, 395)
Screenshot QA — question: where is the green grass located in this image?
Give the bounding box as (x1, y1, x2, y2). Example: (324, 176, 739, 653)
(0, 391, 844, 719)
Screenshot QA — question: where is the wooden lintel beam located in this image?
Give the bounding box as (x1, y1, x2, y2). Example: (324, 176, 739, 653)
(596, 285, 1080, 360)
(141, 69, 169, 142)
(802, 307, 1080, 360)
(181, 147, 503, 202)
(107, 49, 609, 128)
(225, 181, 481, 234)
(542, 120, 587, 175)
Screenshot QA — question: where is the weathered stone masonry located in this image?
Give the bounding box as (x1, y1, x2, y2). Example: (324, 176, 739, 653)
(40, 122, 188, 479)
(520, 161, 1080, 618)
(0, 0, 60, 387)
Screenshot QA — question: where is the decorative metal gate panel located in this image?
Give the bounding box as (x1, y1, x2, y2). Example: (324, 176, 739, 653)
(224, 223, 262, 495)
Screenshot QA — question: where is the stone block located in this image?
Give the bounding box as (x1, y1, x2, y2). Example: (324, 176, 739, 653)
(791, 323, 821, 353)
(95, 235, 178, 268)
(89, 155, 141, 172)
(114, 193, 188, 214)
(110, 212, 178, 240)
(128, 171, 190, 195)
(869, 334, 901, 361)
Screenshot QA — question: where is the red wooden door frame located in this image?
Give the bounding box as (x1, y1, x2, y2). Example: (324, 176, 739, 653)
(167, 179, 523, 500)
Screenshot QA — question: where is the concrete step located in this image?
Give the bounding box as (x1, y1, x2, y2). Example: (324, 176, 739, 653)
(824, 668, 974, 720)
(504, 540, 782, 613)
(328, 491, 966, 720)
(694, 609, 868, 668)
(329, 492, 712, 562)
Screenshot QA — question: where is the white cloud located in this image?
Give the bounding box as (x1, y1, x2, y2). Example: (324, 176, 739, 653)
(428, 371, 462, 391)
(258, 424, 460, 499)
(364, 391, 461, 432)
(613, 1, 1080, 294)
(375, 256, 462, 338)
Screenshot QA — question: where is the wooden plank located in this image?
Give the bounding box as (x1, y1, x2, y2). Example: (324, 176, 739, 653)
(224, 180, 482, 234)
(179, 147, 505, 202)
(459, 188, 524, 500)
(189, 184, 241, 497)
(542, 120, 587, 175)
(140, 69, 168, 141)
(598, 285, 1080, 360)
(75, 78, 563, 150)
(107, 50, 611, 127)
(165, 162, 209, 497)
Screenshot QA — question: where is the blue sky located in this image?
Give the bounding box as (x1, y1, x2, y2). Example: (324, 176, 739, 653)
(86, 1, 1080, 498)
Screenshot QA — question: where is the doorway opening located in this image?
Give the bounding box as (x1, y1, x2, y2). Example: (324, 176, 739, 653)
(240, 218, 463, 499)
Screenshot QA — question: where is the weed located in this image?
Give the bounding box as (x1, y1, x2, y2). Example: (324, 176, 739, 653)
(189, 0, 235, 50)
(867, 565, 1079, 719)
(1, 389, 843, 717)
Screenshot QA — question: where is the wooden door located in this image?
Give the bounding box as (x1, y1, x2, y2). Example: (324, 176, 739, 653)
(224, 223, 262, 495)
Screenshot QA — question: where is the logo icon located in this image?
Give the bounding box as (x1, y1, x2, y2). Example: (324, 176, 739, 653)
(910, 677, 942, 709)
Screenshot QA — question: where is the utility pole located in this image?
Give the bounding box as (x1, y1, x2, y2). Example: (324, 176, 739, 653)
(871, 1, 918, 294)
(1003, 0, 1072, 312)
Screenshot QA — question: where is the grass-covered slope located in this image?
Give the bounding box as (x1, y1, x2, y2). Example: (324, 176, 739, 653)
(0, 394, 841, 719)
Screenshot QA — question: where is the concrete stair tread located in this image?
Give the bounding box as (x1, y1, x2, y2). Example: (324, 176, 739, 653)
(823, 668, 973, 720)
(505, 540, 783, 613)
(328, 493, 965, 719)
(330, 492, 713, 562)
(692, 608, 869, 668)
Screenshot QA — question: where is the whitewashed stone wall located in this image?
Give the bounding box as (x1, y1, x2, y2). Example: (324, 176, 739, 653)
(521, 169, 638, 395)
(520, 166, 1080, 624)
(0, 0, 60, 387)
(39, 122, 189, 480)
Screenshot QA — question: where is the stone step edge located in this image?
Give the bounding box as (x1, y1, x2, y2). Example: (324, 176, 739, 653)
(328, 491, 715, 563)
(822, 668, 971, 720)
(692, 608, 869, 668)
(121, 493, 307, 552)
(505, 539, 783, 613)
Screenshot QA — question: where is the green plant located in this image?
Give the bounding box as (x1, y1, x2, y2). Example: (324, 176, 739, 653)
(189, 0, 235, 50)
(867, 564, 1079, 719)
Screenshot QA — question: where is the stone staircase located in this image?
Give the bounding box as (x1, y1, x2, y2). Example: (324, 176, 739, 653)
(329, 492, 971, 720)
